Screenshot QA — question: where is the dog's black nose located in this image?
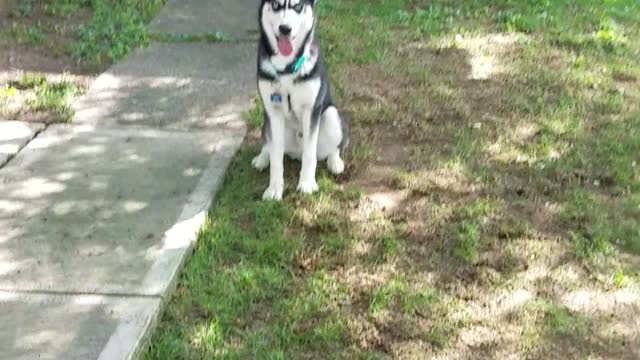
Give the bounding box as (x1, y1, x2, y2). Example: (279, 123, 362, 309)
(279, 24, 292, 36)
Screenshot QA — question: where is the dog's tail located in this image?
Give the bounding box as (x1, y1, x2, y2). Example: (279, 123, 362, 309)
(338, 110, 350, 151)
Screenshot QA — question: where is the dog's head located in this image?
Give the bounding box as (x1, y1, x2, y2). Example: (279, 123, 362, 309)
(260, 0, 315, 57)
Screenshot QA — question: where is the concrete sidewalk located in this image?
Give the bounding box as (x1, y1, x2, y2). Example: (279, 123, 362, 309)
(0, 0, 256, 358)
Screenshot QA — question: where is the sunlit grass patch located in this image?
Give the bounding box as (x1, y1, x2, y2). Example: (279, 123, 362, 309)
(1, 72, 85, 123)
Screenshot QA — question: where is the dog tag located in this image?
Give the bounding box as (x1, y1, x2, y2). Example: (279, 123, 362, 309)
(270, 92, 283, 103)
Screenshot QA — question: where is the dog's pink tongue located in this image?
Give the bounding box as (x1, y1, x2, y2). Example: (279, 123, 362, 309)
(277, 37, 293, 56)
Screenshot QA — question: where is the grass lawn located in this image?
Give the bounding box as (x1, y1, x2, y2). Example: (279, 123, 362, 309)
(146, 0, 640, 358)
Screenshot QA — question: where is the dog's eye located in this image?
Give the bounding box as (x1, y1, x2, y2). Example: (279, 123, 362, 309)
(291, 3, 304, 12)
(271, 1, 283, 11)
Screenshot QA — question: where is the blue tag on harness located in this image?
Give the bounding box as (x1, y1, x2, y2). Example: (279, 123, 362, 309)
(270, 93, 282, 103)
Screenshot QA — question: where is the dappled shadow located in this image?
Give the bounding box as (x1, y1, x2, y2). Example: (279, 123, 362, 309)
(301, 32, 640, 357)
(0, 124, 241, 294)
(71, 41, 255, 130)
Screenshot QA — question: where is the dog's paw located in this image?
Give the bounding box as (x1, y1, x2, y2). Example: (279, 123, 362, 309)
(252, 154, 269, 171)
(297, 180, 319, 194)
(262, 184, 284, 201)
(327, 155, 345, 175)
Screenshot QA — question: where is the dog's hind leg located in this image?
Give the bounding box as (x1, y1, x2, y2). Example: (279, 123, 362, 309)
(252, 144, 270, 171)
(252, 112, 271, 171)
(253, 128, 301, 171)
(298, 108, 320, 194)
(318, 106, 346, 175)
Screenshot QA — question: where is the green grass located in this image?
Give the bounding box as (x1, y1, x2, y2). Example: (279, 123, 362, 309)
(73, 0, 167, 65)
(2, 0, 168, 67)
(518, 299, 594, 356)
(0, 85, 18, 100)
(148, 0, 640, 357)
(368, 277, 442, 317)
(27, 80, 81, 121)
(453, 221, 480, 263)
(12, 72, 47, 89)
(44, 0, 90, 17)
(10, 23, 46, 46)
(4, 72, 83, 122)
(149, 31, 229, 43)
(245, 99, 265, 131)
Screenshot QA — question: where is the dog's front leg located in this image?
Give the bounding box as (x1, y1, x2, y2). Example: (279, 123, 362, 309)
(298, 109, 320, 194)
(260, 93, 285, 201)
(263, 113, 285, 200)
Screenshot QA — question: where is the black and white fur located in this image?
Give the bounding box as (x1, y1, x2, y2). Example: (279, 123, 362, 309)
(253, 0, 349, 201)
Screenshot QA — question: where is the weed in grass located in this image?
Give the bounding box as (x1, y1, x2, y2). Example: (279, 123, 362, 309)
(571, 231, 613, 260)
(346, 143, 374, 162)
(149, 31, 229, 43)
(518, 299, 593, 355)
(497, 10, 542, 33)
(321, 234, 350, 254)
(595, 18, 628, 51)
(26, 80, 82, 121)
(425, 319, 459, 349)
(316, 175, 340, 194)
(370, 278, 442, 318)
(532, 300, 590, 338)
(369, 278, 406, 315)
(340, 186, 364, 202)
(17, 0, 35, 16)
(11, 23, 45, 46)
(13, 72, 47, 90)
(425, 295, 470, 349)
(0, 86, 17, 100)
(315, 0, 336, 14)
(410, 5, 462, 34)
(611, 268, 631, 288)
(284, 271, 349, 335)
(5, 73, 83, 122)
(245, 99, 265, 132)
(312, 316, 345, 344)
(315, 211, 344, 234)
(457, 198, 497, 219)
(561, 190, 595, 223)
(453, 221, 480, 263)
(374, 229, 399, 262)
(44, 0, 90, 17)
(191, 320, 224, 354)
(562, 186, 640, 258)
(390, 169, 415, 190)
(356, 352, 387, 360)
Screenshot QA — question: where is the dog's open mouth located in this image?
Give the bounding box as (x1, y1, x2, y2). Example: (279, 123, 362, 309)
(277, 36, 294, 56)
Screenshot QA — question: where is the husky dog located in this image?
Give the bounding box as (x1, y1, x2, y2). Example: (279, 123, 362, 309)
(252, 0, 349, 201)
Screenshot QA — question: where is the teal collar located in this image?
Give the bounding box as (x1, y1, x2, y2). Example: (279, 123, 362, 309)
(292, 55, 306, 72)
(272, 54, 306, 76)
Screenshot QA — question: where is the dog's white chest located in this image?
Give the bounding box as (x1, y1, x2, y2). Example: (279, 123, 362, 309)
(260, 76, 321, 126)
